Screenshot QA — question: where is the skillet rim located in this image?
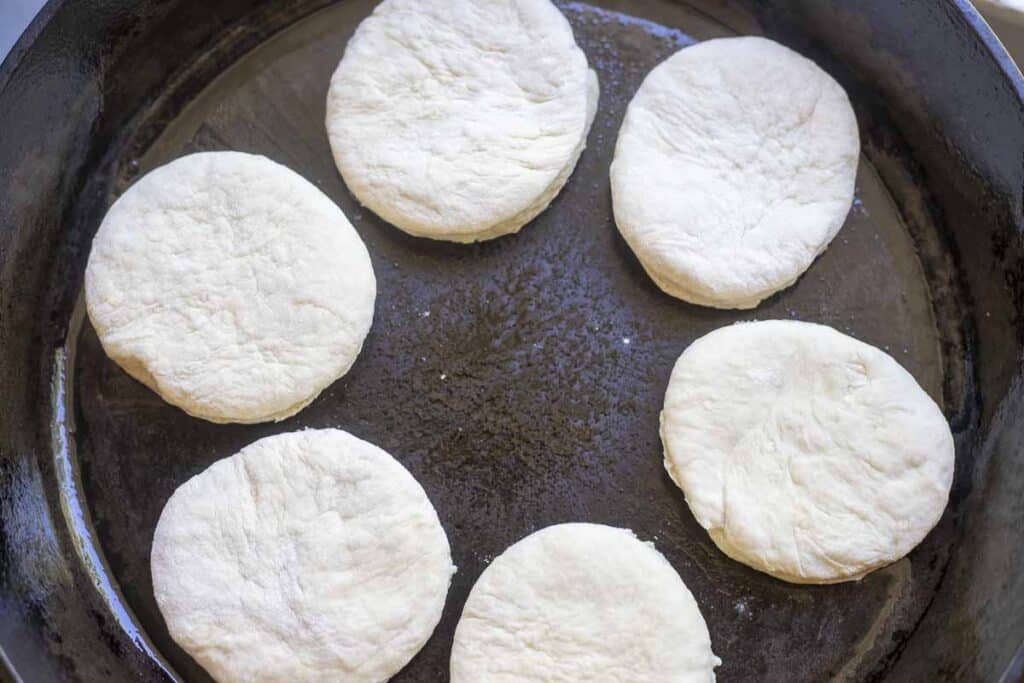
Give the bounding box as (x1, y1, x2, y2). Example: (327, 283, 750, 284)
(1, 0, 1023, 681)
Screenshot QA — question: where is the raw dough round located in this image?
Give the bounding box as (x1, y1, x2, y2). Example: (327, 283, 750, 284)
(451, 523, 720, 682)
(661, 320, 955, 584)
(326, 0, 598, 243)
(85, 151, 376, 424)
(611, 37, 860, 309)
(151, 429, 455, 683)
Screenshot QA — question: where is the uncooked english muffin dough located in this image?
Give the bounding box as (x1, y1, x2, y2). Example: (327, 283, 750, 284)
(611, 37, 860, 308)
(661, 320, 955, 584)
(151, 429, 455, 683)
(326, 0, 598, 242)
(450, 523, 720, 682)
(85, 152, 376, 424)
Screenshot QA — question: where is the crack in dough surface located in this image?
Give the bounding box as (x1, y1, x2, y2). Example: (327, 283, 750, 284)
(151, 429, 455, 683)
(326, 0, 598, 242)
(85, 152, 376, 424)
(451, 523, 720, 682)
(660, 321, 954, 584)
(611, 37, 859, 309)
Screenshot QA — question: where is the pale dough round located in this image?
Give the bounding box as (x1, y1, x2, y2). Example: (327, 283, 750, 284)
(661, 320, 955, 584)
(326, 0, 598, 242)
(611, 37, 860, 309)
(85, 151, 376, 424)
(451, 523, 720, 682)
(151, 429, 455, 683)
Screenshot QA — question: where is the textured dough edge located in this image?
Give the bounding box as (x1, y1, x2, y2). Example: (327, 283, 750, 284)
(659, 321, 952, 584)
(609, 38, 859, 309)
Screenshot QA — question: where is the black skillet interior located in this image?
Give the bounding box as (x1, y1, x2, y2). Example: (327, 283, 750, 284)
(1, 1, 1023, 681)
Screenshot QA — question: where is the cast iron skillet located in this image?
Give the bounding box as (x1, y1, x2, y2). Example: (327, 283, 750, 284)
(1, 1, 1023, 681)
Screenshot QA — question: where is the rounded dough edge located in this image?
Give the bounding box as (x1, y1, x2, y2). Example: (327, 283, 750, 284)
(450, 522, 720, 682)
(610, 36, 860, 309)
(325, 0, 598, 242)
(660, 320, 955, 583)
(151, 428, 455, 682)
(84, 151, 377, 424)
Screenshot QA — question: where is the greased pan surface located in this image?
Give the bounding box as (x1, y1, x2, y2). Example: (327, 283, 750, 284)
(1, 1, 1023, 681)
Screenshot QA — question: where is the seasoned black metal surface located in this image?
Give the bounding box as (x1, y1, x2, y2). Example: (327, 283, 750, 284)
(65, 1, 969, 680)
(2, 1, 1024, 681)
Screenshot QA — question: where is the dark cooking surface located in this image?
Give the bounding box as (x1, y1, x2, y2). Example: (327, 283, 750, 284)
(3, 0, 1024, 681)
(60, 2, 970, 681)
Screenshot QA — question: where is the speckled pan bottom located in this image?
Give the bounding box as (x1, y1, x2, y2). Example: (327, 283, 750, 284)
(59, 1, 972, 680)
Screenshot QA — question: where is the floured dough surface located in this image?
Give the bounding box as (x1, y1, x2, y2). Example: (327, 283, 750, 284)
(85, 152, 376, 424)
(661, 321, 954, 584)
(326, 0, 598, 242)
(611, 37, 859, 308)
(451, 523, 720, 682)
(151, 429, 455, 683)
